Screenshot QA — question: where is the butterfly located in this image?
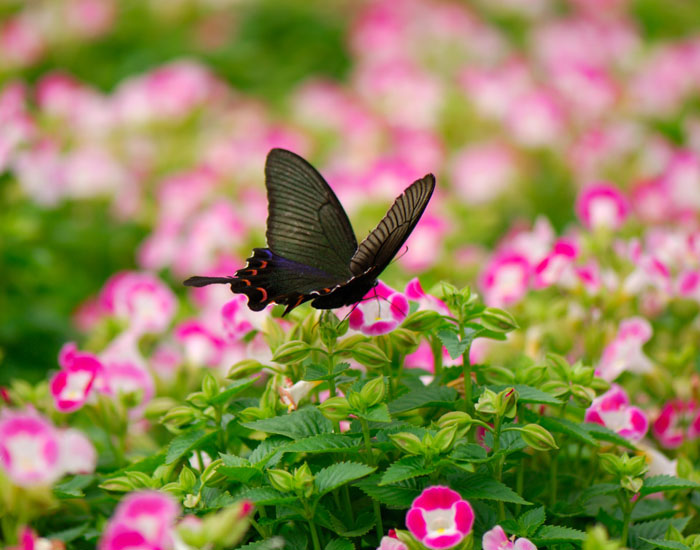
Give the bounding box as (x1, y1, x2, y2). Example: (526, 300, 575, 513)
(184, 148, 435, 316)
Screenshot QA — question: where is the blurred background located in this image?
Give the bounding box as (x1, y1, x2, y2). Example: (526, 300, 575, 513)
(2, 0, 700, 384)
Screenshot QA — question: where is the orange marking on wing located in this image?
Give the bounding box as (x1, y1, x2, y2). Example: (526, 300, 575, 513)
(294, 295, 304, 307)
(238, 279, 251, 286)
(256, 287, 268, 301)
(322, 287, 331, 293)
(248, 269, 258, 276)
(258, 261, 267, 268)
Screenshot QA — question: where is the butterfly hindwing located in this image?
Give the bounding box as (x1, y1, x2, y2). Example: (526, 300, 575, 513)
(349, 174, 436, 276)
(265, 148, 357, 279)
(231, 248, 346, 312)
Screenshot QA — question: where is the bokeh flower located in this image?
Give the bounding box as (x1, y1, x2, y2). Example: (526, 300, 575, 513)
(585, 384, 649, 442)
(483, 525, 537, 550)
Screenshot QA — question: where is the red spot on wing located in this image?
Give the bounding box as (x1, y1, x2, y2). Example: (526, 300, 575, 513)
(255, 287, 268, 301)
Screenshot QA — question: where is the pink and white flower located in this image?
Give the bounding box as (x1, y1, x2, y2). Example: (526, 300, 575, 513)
(652, 400, 700, 449)
(596, 317, 654, 381)
(575, 183, 629, 230)
(175, 320, 226, 368)
(377, 531, 408, 550)
(222, 295, 265, 341)
(480, 252, 531, 307)
(584, 384, 649, 442)
(506, 89, 565, 149)
(278, 379, 321, 412)
(349, 281, 409, 336)
(50, 349, 102, 413)
(405, 278, 450, 316)
(450, 142, 517, 204)
(99, 490, 179, 550)
(406, 486, 474, 550)
(0, 409, 63, 487)
(533, 239, 579, 289)
(59, 428, 97, 475)
(483, 525, 537, 550)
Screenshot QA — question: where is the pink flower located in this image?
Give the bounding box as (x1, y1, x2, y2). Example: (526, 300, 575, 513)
(99, 490, 179, 550)
(652, 400, 700, 449)
(406, 486, 474, 550)
(222, 295, 265, 341)
(399, 214, 447, 272)
(66, 0, 116, 38)
(405, 278, 450, 316)
(59, 428, 97, 475)
(585, 384, 649, 442)
(50, 350, 102, 413)
(0, 15, 44, 68)
(596, 317, 653, 381)
(0, 409, 63, 487)
(100, 272, 176, 334)
(450, 142, 517, 204)
(175, 320, 226, 368)
(480, 252, 531, 307)
(278, 379, 321, 412)
(663, 150, 700, 212)
(506, 89, 565, 149)
(637, 442, 677, 477)
(349, 281, 409, 336)
(459, 60, 532, 120)
(483, 525, 537, 550)
(575, 183, 629, 230)
(533, 239, 579, 289)
(378, 533, 408, 550)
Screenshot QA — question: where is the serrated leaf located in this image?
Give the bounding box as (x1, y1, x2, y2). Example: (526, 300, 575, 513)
(325, 539, 354, 550)
(335, 511, 375, 538)
(630, 518, 691, 549)
(517, 506, 546, 535)
(584, 422, 637, 448)
(166, 430, 217, 465)
(641, 475, 700, 496)
(578, 483, 619, 504)
(458, 474, 530, 505)
(437, 329, 470, 359)
(531, 525, 586, 543)
(236, 537, 286, 550)
(237, 487, 297, 506)
(53, 475, 94, 499)
(356, 403, 392, 423)
(210, 378, 257, 405)
(450, 443, 489, 462)
(355, 477, 421, 509)
(218, 454, 261, 483)
(243, 408, 332, 439)
(388, 386, 458, 414)
(638, 539, 689, 550)
(380, 456, 433, 485)
(314, 462, 375, 495)
(248, 437, 289, 466)
(279, 434, 361, 455)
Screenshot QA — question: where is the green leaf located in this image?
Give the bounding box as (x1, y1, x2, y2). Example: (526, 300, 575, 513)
(53, 475, 94, 499)
(304, 362, 350, 381)
(210, 378, 257, 405)
(630, 518, 691, 548)
(248, 437, 289, 466)
(355, 477, 421, 509)
(219, 454, 261, 483)
(388, 386, 458, 414)
(243, 407, 332, 439)
(236, 537, 286, 550)
(334, 511, 375, 538)
(517, 506, 546, 535)
(279, 434, 361, 455)
(638, 539, 689, 550)
(641, 475, 700, 496)
(356, 403, 392, 423)
(314, 462, 376, 495)
(531, 525, 586, 544)
(237, 487, 298, 506)
(457, 474, 530, 505)
(325, 539, 354, 550)
(584, 422, 637, 448)
(535, 415, 598, 447)
(489, 384, 563, 406)
(437, 329, 470, 359)
(381, 456, 434, 485)
(166, 430, 217, 465)
(450, 443, 489, 463)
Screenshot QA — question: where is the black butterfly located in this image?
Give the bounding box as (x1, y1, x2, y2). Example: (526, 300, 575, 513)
(184, 148, 435, 316)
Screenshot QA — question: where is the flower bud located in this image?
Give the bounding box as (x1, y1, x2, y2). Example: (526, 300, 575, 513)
(179, 466, 197, 491)
(621, 476, 644, 494)
(186, 391, 209, 409)
(390, 329, 420, 354)
(475, 388, 499, 416)
(519, 424, 558, 451)
(295, 463, 315, 498)
(202, 373, 220, 401)
(335, 334, 369, 352)
(272, 340, 311, 364)
(201, 458, 226, 486)
(347, 390, 365, 411)
(389, 432, 424, 455)
(160, 405, 197, 429)
(570, 384, 596, 406)
(228, 359, 265, 379)
(183, 493, 201, 508)
(350, 342, 391, 367)
(401, 310, 443, 332)
(360, 377, 386, 408)
(437, 411, 473, 429)
(268, 469, 295, 493)
(480, 307, 519, 333)
(499, 387, 518, 419)
(432, 425, 458, 453)
(318, 396, 350, 421)
(99, 476, 135, 492)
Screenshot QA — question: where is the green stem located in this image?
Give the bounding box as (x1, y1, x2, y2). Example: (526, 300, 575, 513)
(549, 450, 559, 510)
(360, 418, 384, 543)
(492, 416, 505, 521)
(430, 336, 443, 382)
(308, 517, 322, 550)
(462, 343, 473, 414)
(342, 485, 354, 524)
(515, 458, 525, 516)
(619, 493, 634, 547)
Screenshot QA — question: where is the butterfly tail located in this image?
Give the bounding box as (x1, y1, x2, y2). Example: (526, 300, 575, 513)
(183, 276, 234, 287)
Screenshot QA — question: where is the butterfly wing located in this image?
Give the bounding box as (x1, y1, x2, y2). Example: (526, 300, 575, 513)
(265, 148, 357, 279)
(349, 174, 436, 277)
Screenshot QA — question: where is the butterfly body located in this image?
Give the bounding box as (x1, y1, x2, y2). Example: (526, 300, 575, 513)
(184, 148, 435, 315)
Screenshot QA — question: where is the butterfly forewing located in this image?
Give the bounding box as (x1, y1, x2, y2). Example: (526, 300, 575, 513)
(349, 174, 436, 276)
(265, 148, 358, 279)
